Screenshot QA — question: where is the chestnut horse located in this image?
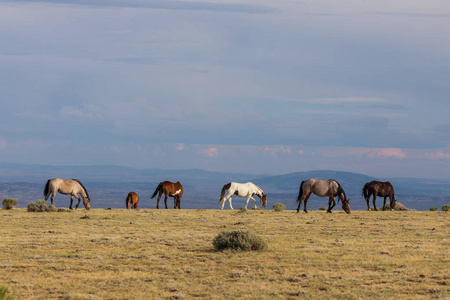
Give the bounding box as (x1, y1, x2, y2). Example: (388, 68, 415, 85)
(151, 181, 183, 209)
(126, 192, 139, 209)
(296, 179, 350, 214)
(362, 181, 396, 211)
(43, 178, 91, 210)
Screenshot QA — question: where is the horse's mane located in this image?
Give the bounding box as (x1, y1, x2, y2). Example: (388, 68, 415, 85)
(331, 179, 346, 203)
(72, 179, 90, 201)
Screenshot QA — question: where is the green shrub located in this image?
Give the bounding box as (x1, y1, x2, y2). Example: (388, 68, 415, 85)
(27, 200, 48, 212)
(429, 207, 438, 211)
(442, 205, 450, 212)
(319, 207, 327, 211)
(237, 207, 248, 214)
(2, 198, 17, 210)
(0, 285, 14, 300)
(273, 203, 286, 212)
(212, 230, 268, 252)
(58, 208, 72, 212)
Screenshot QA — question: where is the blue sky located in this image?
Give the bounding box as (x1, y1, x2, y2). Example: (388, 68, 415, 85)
(0, 0, 449, 178)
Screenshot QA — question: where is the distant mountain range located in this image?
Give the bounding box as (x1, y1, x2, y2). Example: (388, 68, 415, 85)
(0, 163, 449, 211)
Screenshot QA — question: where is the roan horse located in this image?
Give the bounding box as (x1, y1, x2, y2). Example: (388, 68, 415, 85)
(43, 178, 91, 210)
(126, 192, 139, 209)
(362, 181, 396, 211)
(296, 179, 350, 214)
(151, 181, 183, 209)
(219, 182, 267, 210)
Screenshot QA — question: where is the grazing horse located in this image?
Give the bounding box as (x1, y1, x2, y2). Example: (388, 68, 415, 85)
(219, 182, 267, 210)
(296, 179, 350, 214)
(362, 181, 396, 211)
(43, 178, 91, 210)
(151, 181, 183, 209)
(126, 192, 139, 209)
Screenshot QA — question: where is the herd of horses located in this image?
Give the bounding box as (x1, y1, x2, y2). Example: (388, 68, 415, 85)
(43, 178, 397, 213)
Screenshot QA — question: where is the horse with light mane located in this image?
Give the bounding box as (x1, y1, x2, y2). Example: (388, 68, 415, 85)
(43, 178, 91, 210)
(296, 179, 350, 214)
(219, 182, 267, 210)
(126, 192, 139, 209)
(151, 181, 183, 209)
(362, 181, 396, 211)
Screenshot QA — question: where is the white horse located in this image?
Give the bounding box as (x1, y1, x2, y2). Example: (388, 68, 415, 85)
(43, 178, 91, 210)
(219, 182, 267, 210)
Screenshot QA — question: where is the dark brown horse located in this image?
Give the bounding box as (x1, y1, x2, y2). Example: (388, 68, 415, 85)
(362, 181, 396, 211)
(296, 179, 350, 214)
(126, 192, 139, 209)
(151, 181, 183, 209)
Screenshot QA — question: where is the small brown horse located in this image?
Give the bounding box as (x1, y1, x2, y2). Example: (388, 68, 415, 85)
(362, 181, 396, 211)
(126, 192, 139, 209)
(296, 179, 350, 214)
(151, 181, 183, 209)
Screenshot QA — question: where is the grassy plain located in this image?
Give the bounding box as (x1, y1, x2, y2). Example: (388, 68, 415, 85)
(0, 208, 448, 299)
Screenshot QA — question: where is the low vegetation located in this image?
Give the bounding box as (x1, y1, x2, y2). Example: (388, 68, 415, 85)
(0, 286, 13, 300)
(212, 230, 268, 252)
(442, 205, 450, 211)
(272, 203, 286, 212)
(430, 207, 438, 211)
(2, 199, 17, 210)
(1, 208, 448, 299)
(26, 200, 69, 212)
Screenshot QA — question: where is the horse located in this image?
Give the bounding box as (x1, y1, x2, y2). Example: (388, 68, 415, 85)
(126, 192, 139, 209)
(151, 181, 183, 209)
(219, 182, 267, 210)
(296, 179, 350, 214)
(43, 178, 91, 210)
(362, 181, 396, 211)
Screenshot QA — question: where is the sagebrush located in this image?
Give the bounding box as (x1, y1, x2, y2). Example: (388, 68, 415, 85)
(27, 200, 60, 212)
(2, 199, 17, 210)
(273, 203, 286, 212)
(212, 230, 268, 251)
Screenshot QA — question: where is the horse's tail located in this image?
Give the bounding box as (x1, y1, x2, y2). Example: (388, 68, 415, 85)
(43, 179, 51, 198)
(362, 182, 370, 200)
(151, 182, 163, 199)
(126, 193, 130, 208)
(297, 181, 305, 203)
(219, 183, 229, 203)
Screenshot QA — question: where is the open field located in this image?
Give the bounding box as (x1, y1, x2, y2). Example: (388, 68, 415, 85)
(1, 208, 449, 299)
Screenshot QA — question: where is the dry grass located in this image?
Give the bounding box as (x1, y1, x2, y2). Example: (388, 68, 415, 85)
(1, 208, 449, 299)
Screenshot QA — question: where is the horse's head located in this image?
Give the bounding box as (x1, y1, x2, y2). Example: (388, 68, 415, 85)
(261, 194, 267, 208)
(390, 198, 396, 209)
(342, 198, 350, 214)
(83, 195, 91, 210)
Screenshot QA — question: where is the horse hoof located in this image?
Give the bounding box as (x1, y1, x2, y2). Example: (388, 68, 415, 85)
(304, 210, 308, 213)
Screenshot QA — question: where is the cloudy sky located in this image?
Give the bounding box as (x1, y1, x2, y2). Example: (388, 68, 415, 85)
(0, 0, 449, 178)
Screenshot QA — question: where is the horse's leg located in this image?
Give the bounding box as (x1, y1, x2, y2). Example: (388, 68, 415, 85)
(303, 193, 312, 213)
(244, 196, 251, 209)
(383, 196, 387, 211)
(69, 195, 74, 210)
(229, 196, 234, 210)
(250, 196, 258, 209)
(373, 195, 378, 211)
(156, 192, 162, 209)
(75, 194, 81, 209)
(164, 194, 168, 209)
(327, 196, 336, 213)
(366, 194, 371, 211)
(50, 192, 55, 206)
